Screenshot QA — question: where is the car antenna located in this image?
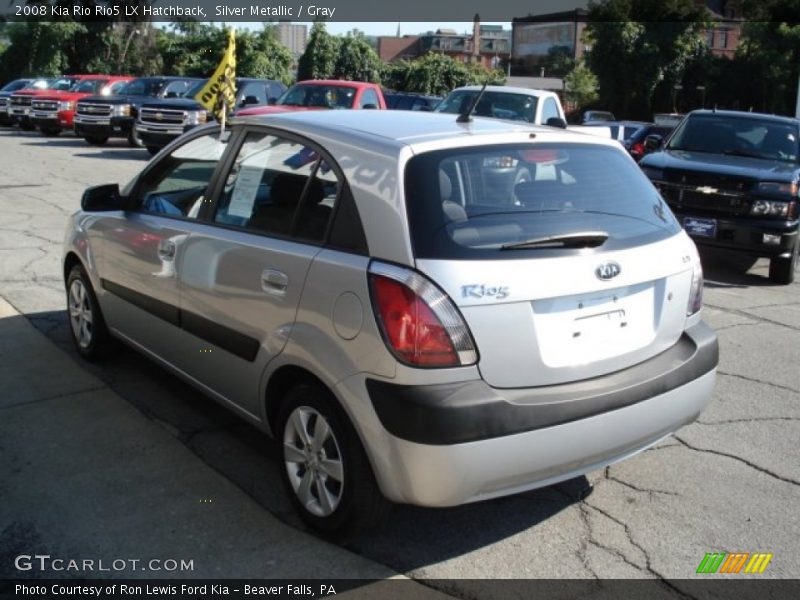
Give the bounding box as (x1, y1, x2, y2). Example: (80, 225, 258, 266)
(457, 82, 488, 124)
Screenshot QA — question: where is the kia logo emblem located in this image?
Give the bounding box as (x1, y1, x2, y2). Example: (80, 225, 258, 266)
(596, 262, 621, 280)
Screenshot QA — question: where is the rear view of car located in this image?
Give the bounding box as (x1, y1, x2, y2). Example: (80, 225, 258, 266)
(64, 112, 716, 536)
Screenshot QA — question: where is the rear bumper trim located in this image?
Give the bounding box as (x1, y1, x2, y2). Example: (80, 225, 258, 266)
(367, 320, 718, 445)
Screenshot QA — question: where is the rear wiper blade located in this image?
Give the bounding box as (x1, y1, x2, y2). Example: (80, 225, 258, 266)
(501, 231, 609, 250)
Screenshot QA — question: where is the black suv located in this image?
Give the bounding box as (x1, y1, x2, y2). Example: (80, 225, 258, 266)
(74, 77, 200, 147)
(640, 110, 799, 284)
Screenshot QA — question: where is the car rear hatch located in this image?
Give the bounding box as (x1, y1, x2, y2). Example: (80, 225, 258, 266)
(404, 142, 696, 388)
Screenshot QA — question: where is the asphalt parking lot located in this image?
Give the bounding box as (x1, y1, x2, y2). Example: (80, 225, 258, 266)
(0, 128, 798, 592)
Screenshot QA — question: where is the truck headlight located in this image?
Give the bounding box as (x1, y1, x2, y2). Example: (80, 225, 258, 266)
(183, 110, 208, 126)
(112, 104, 131, 117)
(750, 200, 790, 217)
(58, 101, 75, 111)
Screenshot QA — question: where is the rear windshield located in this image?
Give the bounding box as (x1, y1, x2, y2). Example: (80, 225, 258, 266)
(405, 143, 680, 260)
(667, 114, 799, 163)
(435, 91, 538, 123)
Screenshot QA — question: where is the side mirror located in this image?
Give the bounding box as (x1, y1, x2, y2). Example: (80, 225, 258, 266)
(644, 134, 663, 152)
(267, 97, 277, 105)
(81, 184, 123, 212)
(362, 103, 378, 110)
(241, 95, 260, 106)
(546, 117, 568, 129)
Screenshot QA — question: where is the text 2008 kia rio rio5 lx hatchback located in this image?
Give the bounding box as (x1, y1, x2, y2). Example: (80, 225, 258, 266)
(63, 110, 718, 534)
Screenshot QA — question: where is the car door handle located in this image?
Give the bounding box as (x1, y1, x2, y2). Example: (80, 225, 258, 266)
(157, 240, 176, 260)
(261, 269, 289, 295)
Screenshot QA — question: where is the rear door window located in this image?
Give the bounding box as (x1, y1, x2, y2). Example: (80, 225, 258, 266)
(405, 143, 680, 259)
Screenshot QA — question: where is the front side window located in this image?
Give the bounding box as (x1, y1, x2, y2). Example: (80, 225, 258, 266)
(405, 144, 680, 259)
(163, 80, 192, 98)
(136, 132, 228, 218)
(359, 88, 380, 108)
(214, 131, 339, 242)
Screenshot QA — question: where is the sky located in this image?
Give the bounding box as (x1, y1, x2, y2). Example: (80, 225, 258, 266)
(240, 22, 510, 36)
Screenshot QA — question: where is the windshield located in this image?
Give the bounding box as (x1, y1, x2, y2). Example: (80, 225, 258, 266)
(1, 80, 31, 92)
(119, 78, 164, 96)
(278, 84, 356, 109)
(50, 78, 76, 91)
(184, 80, 207, 99)
(667, 114, 799, 163)
(72, 79, 106, 93)
(435, 91, 539, 123)
(405, 143, 680, 259)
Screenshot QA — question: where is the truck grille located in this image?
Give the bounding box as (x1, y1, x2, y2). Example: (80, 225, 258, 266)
(654, 180, 750, 217)
(32, 99, 58, 113)
(0, 98, 7, 108)
(77, 103, 112, 117)
(10, 95, 32, 107)
(139, 107, 184, 125)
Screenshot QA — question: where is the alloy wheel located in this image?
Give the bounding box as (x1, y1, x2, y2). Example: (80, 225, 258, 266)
(68, 278, 93, 349)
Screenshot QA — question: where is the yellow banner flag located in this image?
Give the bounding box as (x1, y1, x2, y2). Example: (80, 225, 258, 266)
(195, 29, 236, 121)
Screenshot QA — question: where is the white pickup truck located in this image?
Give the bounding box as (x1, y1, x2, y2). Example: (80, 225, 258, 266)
(434, 85, 611, 138)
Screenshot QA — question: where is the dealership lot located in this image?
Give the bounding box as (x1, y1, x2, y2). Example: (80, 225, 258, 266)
(0, 128, 798, 590)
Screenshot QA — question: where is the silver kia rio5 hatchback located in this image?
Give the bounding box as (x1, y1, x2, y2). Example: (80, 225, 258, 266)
(63, 110, 718, 534)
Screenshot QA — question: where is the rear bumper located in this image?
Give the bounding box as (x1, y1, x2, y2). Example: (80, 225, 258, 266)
(672, 209, 799, 258)
(356, 321, 717, 506)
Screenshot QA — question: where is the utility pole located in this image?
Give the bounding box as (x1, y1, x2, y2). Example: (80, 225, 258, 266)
(795, 70, 800, 118)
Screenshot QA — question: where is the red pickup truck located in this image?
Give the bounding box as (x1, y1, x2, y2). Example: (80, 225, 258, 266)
(236, 79, 386, 116)
(31, 75, 132, 136)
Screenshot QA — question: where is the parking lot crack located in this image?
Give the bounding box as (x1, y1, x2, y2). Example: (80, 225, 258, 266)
(704, 303, 800, 332)
(673, 434, 800, 487)
(605, 474, 680, 498)
(697, 417, 800, 426)
(717, 370, 800, 395)
(0, 385, 107, 411)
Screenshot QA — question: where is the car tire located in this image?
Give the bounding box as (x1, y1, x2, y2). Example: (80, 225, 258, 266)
(146, 146, 160, 156)
(84, 135, 108, 146)
(277, 382, 389, 537)
(768, 241, 798, 285)
(41, 126, 61, 136)
(19, 122, 35, 131)
(66, 264, 113, 361)
(127, 126, 143, 148)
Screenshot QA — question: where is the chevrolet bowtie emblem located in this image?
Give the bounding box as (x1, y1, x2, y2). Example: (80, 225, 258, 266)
(155, 112, 163, 120)
(696, 186, 717, 194)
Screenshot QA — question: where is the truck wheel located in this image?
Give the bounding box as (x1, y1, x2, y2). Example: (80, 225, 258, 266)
(146, 146, 160, 156)
(277, 382, 389, 537)
(20, 122, 35, 131)
(41, 126, 61, 136)
(84, 135, 108, 146)
(127, 126, 143, 148)
(768, 241, 798, 285)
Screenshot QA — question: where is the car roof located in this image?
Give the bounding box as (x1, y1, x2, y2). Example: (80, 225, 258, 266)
(294, 79, 376, 87)
(449, 85, 556, 98)
(687, 109, 799, 126)
(233, 109, 618, 151)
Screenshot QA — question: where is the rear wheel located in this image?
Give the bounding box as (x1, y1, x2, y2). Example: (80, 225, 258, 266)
(277, 383, 389, 537)
(84, 135, 108, 146)
(66, 264, 112, 361)
(768, 241, 798, 285)
(40, 126, 61, 136)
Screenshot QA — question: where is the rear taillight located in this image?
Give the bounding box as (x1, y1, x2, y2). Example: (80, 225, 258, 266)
(687, 257, 704, 316)
(368, 262, 477, 368)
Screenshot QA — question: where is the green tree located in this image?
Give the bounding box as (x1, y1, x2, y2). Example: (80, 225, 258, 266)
(333, 32, 382, 82)
(564, 61, 599, 109)
(237, 26, 294, 84)
(541, 45, 576, 77)
(297, 23, 339, 81)
(584, 0, 709, 118)
(386, 53, 504, 96)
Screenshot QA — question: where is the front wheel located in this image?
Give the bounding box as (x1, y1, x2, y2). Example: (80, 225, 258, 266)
(277, 383, 389, 537)
(40, 126, 61, 136)
(769, 241, 798, 285)
(66, 264, 112, 361)
(84, 135, 108, 146)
